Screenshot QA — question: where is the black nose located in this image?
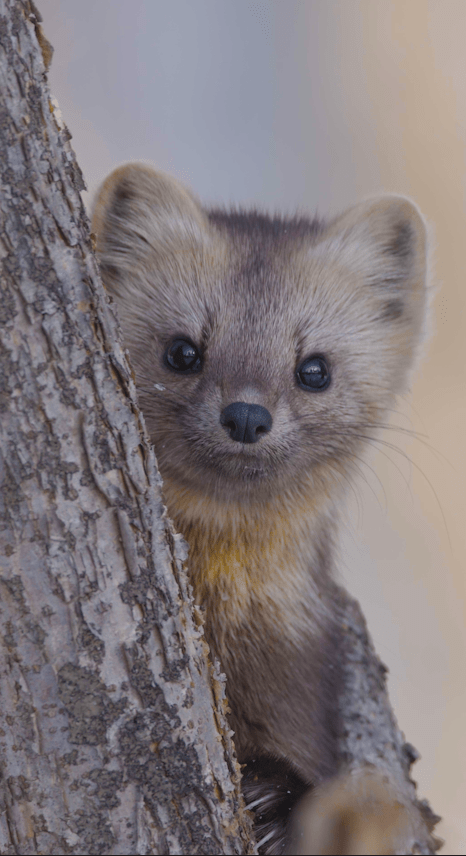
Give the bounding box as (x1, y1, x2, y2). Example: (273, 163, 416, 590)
(220, 402, 272, 444)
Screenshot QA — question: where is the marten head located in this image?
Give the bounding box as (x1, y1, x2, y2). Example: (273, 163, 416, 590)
(92, 164, 428, 528)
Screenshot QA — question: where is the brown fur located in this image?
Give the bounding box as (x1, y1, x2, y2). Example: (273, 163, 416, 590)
(92, 164, 428, 853)
(289, 769, 419, 855)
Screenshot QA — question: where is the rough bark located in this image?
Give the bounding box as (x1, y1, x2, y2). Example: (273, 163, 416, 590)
(334, 593, 442, 853)
(0, 2, 255, 853)
(0, 1, 441, 855)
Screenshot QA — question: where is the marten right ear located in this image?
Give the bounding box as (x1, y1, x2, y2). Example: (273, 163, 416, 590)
(91, 163, 209, 282)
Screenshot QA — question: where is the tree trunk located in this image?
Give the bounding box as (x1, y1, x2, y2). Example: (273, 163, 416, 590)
(0, 1, 441, 855)
(0, 1, 255, 853)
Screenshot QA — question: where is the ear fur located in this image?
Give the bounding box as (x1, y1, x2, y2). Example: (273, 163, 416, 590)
(91, 162, 209, 274)
(311, 195, 431, 388)
(320, 195, 428, 339)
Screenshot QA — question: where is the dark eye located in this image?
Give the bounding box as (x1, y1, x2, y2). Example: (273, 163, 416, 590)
(296, 355, 331, 391)
(164, 338, 202, 373)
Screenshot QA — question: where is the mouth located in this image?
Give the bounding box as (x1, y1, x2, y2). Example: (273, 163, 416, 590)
(240, 464, 267, 480)
(217, 446, 270, 480)
(187, 445, 270, 484)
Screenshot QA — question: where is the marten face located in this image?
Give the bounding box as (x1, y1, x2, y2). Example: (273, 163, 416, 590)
(92, 165, 427, 510)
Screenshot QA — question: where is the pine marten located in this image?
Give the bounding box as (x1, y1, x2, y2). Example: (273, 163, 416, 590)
(92, 164, 429, 855)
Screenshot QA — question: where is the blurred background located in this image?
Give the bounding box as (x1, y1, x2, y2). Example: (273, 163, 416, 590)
(39, 1, 466, 851)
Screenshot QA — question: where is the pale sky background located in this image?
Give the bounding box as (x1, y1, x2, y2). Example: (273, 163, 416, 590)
(39, 2, 466, 852)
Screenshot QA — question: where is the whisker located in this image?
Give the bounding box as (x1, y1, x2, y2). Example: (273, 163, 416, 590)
(329, 430, 450, 548)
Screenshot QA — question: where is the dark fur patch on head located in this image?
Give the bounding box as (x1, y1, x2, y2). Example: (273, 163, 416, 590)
(386, 220, 413, 260)
(110, 181, 135, 218)
(379, 298, 405, 321)
(240, 249, 267, 282)
(99, 262, 120, 280)
(207, 208, 325, 242)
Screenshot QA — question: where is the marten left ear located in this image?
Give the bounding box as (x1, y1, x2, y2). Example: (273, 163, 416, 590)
(318, 195, 428, 341)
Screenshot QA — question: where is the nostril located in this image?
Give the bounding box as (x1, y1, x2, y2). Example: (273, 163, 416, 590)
(220, 401, 273, 444)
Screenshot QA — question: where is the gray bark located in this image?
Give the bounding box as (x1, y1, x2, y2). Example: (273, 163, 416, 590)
(0, 1, 441, 855)
(334, 593, 442, 853)
(0, 1, 255, 853)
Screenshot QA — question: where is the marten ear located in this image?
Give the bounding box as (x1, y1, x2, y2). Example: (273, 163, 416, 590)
(317, 195, 429, 345)
(92, 163, 209, 281)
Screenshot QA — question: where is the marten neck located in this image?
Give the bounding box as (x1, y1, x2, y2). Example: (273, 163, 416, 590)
(162, 476, 338, 633)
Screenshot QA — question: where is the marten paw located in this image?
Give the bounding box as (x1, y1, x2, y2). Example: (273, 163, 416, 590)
(288, 768, 423, 856)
